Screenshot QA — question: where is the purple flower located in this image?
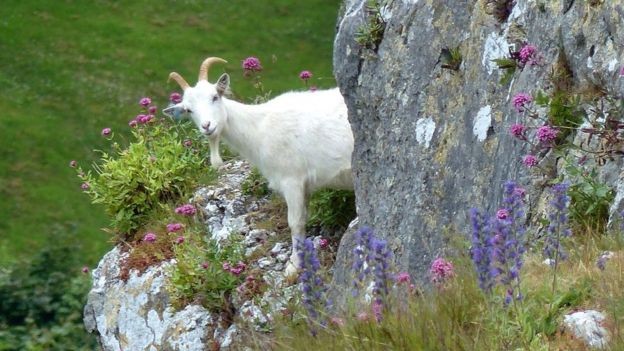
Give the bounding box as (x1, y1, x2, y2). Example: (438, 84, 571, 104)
(496, 209, 510, 220)
(170, 92, 182, 104)
(175, 236, 185, 244)
(536, 125, 558, 144)
(139, 97, 152, 107)
(510, 124, 526, 139)
(148, 106, 157, 114)
(299, 70, 313, 81)
(470, 208, 494, 293)
(543, 182, 571, 263)
(128, 119, 138, 128)
(69, 160, 77, 168)
(183, 139, 193, 147)
(619, 66, 624, 77)
(242, 56, 262, 72)
(166, 223, 184, 232)
(523, 155, 538, 168)
(101, 127, 112, 137)
(143, 232, 157, 242)
(319, 238, 329, 249)
(518, 44, 539, 66)
(512, 93, 533, 113)
(352, 226, 374, 296)
(396, 272, 410, 284)
(80, 182, 90, 190)
(175, 204, 196, 216)
(430, 257, 455, 285)
(297, 237, 330, 334)
(201, 261, 209, 269)
(81, 266, 90, 274)
(596, 252, 613, 271)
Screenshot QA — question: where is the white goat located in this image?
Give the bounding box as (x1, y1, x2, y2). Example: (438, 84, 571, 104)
(163, 57, 354, 276)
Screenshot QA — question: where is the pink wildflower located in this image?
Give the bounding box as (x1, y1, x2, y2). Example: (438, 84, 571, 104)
(81, 266, 90, 274)
(143, 232, 157, 242)
(183, 139, 193, 147)
(620, 66, 624, 77)
(518, 44, 539, 66)
(128, 119, 138, 128)
(319, 238, 329, 249)
(356, 312, 369, 322)
(80, 182, 90, 190)
(512, 93, 533, 113)
(496, 209, 509, 220)
(166, 223, 184, 232)
(170, 92, 182, 104)
(101, 127, 112, 137)
(536, 125, 558, 144)
(299, 70, 313, 81)
(148, 106, 157, 114)
(69, 160, 77, 168)
(523, 154, 538, 168)
(513, 187, 526, 197)
(242, 57, 262, 72)
(201, 261, 209, 269)
(429, 257, 455, 285)
(371, 301, 383, 322)
(139, 97, 152, 107)
(222, 262, 231, 271)
(175, 204, 196, 216)
(330, 317, 345, 327)
(510, 124, 526, 139)
(175, 236, 185, 244)
(396, 272, 410, 284)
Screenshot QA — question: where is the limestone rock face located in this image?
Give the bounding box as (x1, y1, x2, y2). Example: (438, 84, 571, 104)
(333, 0, 624, 284)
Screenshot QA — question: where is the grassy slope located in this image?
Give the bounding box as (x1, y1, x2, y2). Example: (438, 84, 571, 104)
(0, 0, 340, 266)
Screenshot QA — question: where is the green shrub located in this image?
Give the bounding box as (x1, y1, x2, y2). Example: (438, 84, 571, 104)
(307, 189, 356, 230)
(241, 167, 270, 198)
(0, 228, 97, 351)
(77, 109, 214, 238)
(167, 233, 246, 312)
(563, 162, 614, 231)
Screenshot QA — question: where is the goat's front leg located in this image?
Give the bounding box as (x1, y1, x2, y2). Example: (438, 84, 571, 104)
(282, 181, 307, 277)
(208, 136, 223, 168)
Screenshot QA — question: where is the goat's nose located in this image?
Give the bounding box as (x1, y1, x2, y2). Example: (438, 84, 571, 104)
(202, 122, 211, 130)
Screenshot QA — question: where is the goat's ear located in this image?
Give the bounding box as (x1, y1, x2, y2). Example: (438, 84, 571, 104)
(162, 103, 184, 120)
(216, 73, 230, 97)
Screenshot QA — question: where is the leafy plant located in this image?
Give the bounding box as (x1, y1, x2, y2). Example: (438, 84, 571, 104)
(167, 234, 245, 312)
(441, 46, 463, 71)
(564, 162, 614, 231)
(492, 57, 518, 85)
(307, 189, 356, 230)
(241, 167, 270, 197)
(77, 106, 214, 238)
(355, 0, 386, 51)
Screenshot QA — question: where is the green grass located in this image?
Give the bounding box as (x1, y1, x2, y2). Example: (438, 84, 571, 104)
(0, 0, 341, 266)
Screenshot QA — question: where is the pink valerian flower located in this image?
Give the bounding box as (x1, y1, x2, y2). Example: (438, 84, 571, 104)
(356, 312, 369, 322)
(330, 317, 345, 327)
(201, 261, 209, 269)
(166, 223, 184, 232)
(396, 272, 410, 284)
(175, 204, 196, 216)
(222, 261, 247, 276)
(128, 119, 138, 128)
(620, 66, 624, 77)
(510, 124, 526, 139)
(371, 300, 383, 322)
(536, 125, 558, 144)
(170, 92, 182, 104)
(101, 127, 112, 137)
(139, 97, 152, 106)
(81, 266, 90, 274)
(175, 236, 185, 244)
(143, 232, 157, 242)
(429, 257, 455, 285)
(242, 56, 262, 72)
(523, 154, 538, 168)
(319, 238, 329, 249)
(496, 209, 510, 220)
(81, 182, 90, 190)
(299, 70, 313, 81)
(183, 139, 193, 147)
(513, 187, 526, 198)
(512, 93, 533, 113)
(518, 44, 539, 66)
(148, 106, 157, 114)
(69, 160, 77, 168)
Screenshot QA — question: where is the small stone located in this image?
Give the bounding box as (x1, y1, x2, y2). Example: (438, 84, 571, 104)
(543, 258, 555, 267)
(276, 253, 289, 263)
(258, 257, 275, 269)
(563, 310, 609, 349)
(270, 242, 287, 255)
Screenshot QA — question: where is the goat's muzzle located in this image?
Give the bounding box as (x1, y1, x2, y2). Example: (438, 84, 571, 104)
(202, 122, 215, 135)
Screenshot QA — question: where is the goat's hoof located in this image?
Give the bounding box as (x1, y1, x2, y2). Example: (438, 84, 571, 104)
(283, 261, 300, 279)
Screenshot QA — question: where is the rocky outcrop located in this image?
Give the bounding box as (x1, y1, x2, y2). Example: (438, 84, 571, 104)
(83, 161, 301, 350)
(333, 0, 624, 284)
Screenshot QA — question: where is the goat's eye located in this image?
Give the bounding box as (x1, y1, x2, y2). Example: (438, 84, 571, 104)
(212, 95, 219, 102)
(184, 107, 192, 114)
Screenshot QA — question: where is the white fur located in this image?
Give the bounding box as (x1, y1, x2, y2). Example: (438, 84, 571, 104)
(167, 74, 353, 275)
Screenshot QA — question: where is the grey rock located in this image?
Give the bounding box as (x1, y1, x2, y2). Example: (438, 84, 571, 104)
(333, 0, 624, 286)
(564, 310, 609, 349)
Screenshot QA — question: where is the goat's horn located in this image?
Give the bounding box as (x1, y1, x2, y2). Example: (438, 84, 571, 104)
(198, 57, 228, 81)
(168, 72, 190, 90)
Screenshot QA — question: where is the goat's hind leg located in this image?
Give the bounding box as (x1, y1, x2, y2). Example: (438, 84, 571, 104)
(281, 180, 307, 277)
